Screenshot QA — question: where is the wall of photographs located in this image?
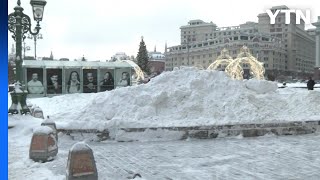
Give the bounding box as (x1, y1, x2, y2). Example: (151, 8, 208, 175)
(24, 67, 132, 96)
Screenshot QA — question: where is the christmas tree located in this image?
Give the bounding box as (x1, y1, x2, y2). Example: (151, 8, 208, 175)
(136, 36, 150, 75)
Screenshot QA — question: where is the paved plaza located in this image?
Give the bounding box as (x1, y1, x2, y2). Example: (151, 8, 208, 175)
(9, 131, 320, 180)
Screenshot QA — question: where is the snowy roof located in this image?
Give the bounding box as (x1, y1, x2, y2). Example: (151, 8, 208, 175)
(22, 60, 133, 68)
(33, 126, 53, 135)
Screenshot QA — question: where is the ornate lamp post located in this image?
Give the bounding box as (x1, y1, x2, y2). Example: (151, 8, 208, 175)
(8, 0, 47, 114)
(28, 31, 43, 60)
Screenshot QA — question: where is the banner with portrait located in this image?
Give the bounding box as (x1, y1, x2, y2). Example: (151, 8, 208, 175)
(27, 68, 44, 94)
(99, 69, 115, 92)
(83, 69, 97, 93)
(115, 68, 131, 88)
(46, 69, 62, 94)
(65, 69, 81, 94)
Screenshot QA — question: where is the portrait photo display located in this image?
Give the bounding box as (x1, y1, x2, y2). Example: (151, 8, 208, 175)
(99, 69, 115, 92)
(46, 69, 62, 94)
(83, 69, 97, 93)
(27, 68, 44, 94)
(65, 69, 81, 94)
(115, 68, 131, 88)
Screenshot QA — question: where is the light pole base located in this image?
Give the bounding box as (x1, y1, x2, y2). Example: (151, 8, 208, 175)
(8, 91, 30, 115)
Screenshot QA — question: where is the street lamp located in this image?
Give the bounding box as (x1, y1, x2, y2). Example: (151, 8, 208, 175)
(8, 0, 47, 114)
(28, 31, 43, 60)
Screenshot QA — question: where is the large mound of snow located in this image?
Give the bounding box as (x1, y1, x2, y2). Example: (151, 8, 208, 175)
(27, 67, 320, 129)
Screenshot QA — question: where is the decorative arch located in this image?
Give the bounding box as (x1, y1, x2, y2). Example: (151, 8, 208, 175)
(207, 48, 233, 71)
(225, 46, 265, 80)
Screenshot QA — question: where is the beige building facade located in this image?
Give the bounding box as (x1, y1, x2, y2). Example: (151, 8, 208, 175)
(166, 6, 316, 79)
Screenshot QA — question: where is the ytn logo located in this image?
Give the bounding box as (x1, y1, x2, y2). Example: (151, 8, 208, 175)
(266, 9, 311, 24)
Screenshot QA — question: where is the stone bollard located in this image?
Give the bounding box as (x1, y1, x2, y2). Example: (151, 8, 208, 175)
(32, 107, 44, 119)
(66, 142, 98, 180)
(29, 126, 58, 162)
(41, 117, 58, 141)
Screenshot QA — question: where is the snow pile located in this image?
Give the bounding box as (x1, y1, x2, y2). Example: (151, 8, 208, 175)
(27, 67, 320, 129)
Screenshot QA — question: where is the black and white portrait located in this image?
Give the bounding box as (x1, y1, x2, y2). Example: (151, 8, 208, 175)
(46, 69, 62, 94)
(65, 69, 81, 93)
(99, 70, 114, 92)
(27, 68, 44, 94)
(83, 69, 97, 93)
(116, 69, 130, 88)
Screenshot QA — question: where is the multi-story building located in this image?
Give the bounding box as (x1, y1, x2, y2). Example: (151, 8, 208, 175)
(166, 5, 316, 79)
(166, 21, 286, 79)
(258, 5, 316, 78)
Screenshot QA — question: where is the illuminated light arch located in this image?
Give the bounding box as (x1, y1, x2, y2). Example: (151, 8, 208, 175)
(122, 60, 145, 82)
(225, 46, 265, 80)
(207, 48, 233, 71)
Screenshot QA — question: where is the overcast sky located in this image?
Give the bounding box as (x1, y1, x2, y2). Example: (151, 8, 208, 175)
(8, 0, 320, 61)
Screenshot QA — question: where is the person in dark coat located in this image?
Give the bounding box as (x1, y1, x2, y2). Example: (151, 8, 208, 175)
(307, 77, 316, 90)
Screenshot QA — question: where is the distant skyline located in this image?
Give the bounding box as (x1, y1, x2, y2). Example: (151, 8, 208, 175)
(8, 0, 320, 61)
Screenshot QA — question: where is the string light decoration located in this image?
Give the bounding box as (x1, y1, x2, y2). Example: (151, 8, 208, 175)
(123, 60, 145, 82)
(207, 48, 233, 70)
(225, 46, 265, 80)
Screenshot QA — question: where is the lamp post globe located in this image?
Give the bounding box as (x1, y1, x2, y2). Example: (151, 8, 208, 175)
(8, 0, 47, 115)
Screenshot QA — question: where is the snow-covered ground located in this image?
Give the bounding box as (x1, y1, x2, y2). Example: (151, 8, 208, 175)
(8, 68, 320, 179)
(8, 117, 320, 179)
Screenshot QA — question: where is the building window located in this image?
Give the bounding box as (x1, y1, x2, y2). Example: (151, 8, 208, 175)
(209, 54, 212, 57)
(191, 56, 194, 60)
(182, 57, 184, 60)
(203, 60, 206, 63)
(203, 55, 206, 58)
(197, 55, 200, 59)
